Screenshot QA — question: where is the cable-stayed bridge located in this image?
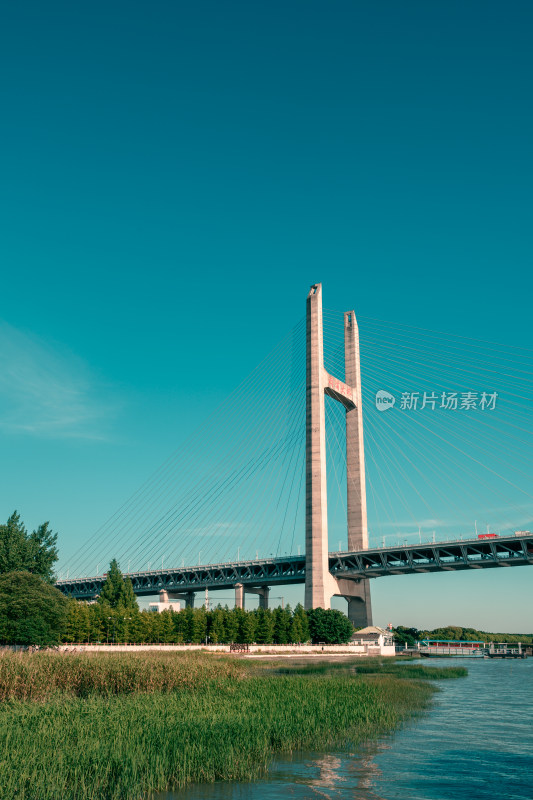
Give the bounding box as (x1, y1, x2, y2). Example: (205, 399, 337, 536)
(57, 284, 533, 623)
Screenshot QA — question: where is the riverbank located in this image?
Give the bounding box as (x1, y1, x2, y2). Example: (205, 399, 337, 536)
(0, 651, 465, 800)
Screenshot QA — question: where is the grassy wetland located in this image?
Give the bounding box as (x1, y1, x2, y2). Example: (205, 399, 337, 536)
(0, 651, 465, 800)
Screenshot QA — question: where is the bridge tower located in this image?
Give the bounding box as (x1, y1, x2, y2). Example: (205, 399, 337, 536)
(305, 283, 372, 627)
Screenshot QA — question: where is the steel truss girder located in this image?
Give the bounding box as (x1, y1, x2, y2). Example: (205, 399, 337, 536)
(56, 534, 533, 600)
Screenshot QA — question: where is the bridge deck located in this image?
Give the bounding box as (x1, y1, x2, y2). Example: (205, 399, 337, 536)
(56, 533, 533, 600)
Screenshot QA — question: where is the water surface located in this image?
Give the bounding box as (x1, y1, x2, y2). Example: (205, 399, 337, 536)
(160, 658, 533, 799)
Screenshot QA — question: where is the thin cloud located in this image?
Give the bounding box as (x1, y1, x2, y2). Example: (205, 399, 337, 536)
(373, 518, 449, 532)
(371, 509, 531, 537)
(0, 321, 118, 439)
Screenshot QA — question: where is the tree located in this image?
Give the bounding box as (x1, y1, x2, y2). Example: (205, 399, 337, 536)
(0, 571, 67, 646)
(64, 598, 91, 643)
(208, 608, 226, 643)
(0, 512, 58, 582)
(111, 608, 136, 643)
(27, 522, 59, 582)
(144, 608, 161, 643)
(159, 610, 175, 643)
(393, 626, 419, 647)
(191, 607, 208, 643)
(290, 603, 310, 643)
(254, 608, 274, 644)
(223, 606, 239, 643)
(307, 608, 353, 644)
(129, 609, 147, 644)
(172, 608, 188, 643)
(235, 607, 256, 644)
(425, 625, 464, 642)
(181, 607, 195, 642)
(97, 559, 138, 610)
(121, 576, 138, 609)
(90, 601, 109, 643)
(273, 606, 292, 644)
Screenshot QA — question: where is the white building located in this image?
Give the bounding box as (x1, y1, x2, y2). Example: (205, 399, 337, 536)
(148, 600, 181, 613)
(351, 625, 396, 656)
(147, 589, 181, 613)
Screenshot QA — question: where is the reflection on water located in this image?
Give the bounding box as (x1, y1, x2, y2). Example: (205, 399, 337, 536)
(157, 743, 389, 800)
(157, 658, 533, 800)
(270, 747, 387, 799)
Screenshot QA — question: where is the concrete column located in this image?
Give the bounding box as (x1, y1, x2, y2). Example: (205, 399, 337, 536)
(235, 583, 244, 609)
(168, 591, 195, 608)
(346, 585, 373, 628)
(305, 284, 333, 610)
(258, 587, 270, 610)
(239, 585, 270, 609)
(159, 590, 169, 603)
(344, 311, 372, 627)
(335, 578, 373, 628)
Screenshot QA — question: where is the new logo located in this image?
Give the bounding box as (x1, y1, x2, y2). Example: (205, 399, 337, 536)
(375, 390, 396, 412)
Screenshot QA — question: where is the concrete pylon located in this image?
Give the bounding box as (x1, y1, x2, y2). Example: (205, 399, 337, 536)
(344, 310, 372, 626)
(345, 311, 368, 550)
(305, 284, 335, 610)
(304, 284, 372, 627)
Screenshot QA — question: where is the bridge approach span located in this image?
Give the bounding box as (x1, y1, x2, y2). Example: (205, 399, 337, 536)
(56, 532, 533, 601)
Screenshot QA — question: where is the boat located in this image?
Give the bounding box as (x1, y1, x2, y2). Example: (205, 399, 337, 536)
(418, 639, 486, 658)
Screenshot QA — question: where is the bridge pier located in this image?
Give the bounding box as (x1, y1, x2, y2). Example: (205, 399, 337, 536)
(168, 591, 195, 608)
(252, 586, 270, 609)
(235, 583, 244, 608)
(234, 584, 270, 609)
(333, 578, 373, 628)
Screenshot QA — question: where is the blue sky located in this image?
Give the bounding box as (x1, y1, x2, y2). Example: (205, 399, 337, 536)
(1, 1, 532, 631)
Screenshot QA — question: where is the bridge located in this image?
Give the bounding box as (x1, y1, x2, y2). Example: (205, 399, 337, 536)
(56, 284, 532, 622)
(57, 532, 533, 602)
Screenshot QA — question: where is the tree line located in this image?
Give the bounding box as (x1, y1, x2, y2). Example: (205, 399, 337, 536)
(0, 516, 354, 645)
(393, 624, 533, 646)
(64, 599, 317, 645)
(63, 558, 354, 644)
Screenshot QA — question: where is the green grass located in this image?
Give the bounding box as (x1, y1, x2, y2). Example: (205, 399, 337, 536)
(0, 651, 464, 800)
(354, 661, 468, 680)
(274, 660, 357, 675)
(273, 658, 467, 680)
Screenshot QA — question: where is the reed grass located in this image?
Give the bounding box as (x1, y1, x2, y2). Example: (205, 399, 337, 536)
(354, 661, 468, 679)
(0, 650, 246, 701)
(0, 651, 459, 800)
(385, 663, 468, 680)
(273, 658, 467, 680)
(275, 660, 354, 675)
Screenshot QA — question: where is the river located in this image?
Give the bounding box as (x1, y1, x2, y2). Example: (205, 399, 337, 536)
(160, 657, 533, 799)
